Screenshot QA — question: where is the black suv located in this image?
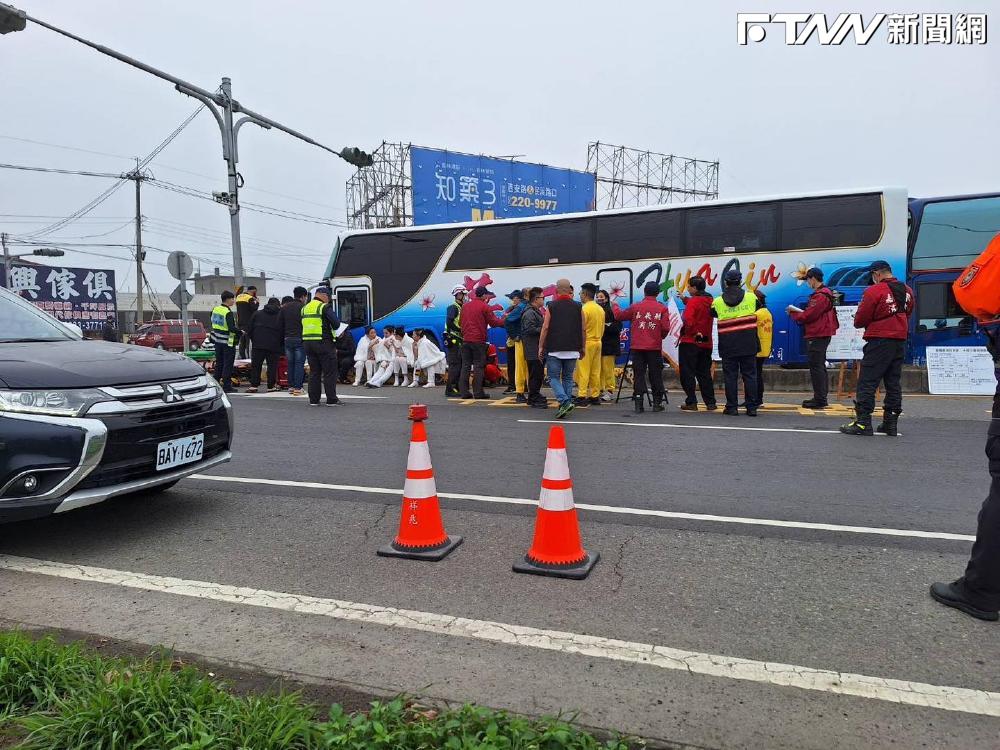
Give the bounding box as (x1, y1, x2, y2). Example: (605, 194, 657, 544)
(0, 286, 233, 523)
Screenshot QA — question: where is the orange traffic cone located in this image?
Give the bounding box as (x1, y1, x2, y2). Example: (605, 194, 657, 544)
(377, 419, 462, 561)
(513, 425, 599, 579)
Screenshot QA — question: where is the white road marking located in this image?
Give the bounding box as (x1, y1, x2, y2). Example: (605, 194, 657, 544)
(518, 418, 851, 435)
(230, 392, 387, 400)
(189, 474, 974, 542)
(0, 554, 995, 717)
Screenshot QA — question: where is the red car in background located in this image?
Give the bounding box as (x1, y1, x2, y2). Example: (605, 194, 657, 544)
(129, 320, 206, 352)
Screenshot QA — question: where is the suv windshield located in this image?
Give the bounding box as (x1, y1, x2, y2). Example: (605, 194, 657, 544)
(0, 287, 77, 343)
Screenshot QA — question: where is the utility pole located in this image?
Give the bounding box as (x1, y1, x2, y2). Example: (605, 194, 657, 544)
(126, 161, 145, 329)
(0, 3, 374, 292)
(1, 232, 9, 289)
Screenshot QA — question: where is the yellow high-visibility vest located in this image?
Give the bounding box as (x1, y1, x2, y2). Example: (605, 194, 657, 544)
(301, 299, 326, 341)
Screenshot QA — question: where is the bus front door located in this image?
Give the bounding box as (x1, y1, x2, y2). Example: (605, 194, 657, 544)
(910, 271, 985, 364)
(333, 285, 372, 330)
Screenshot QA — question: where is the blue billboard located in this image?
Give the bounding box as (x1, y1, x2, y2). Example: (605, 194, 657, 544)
(2, 262, 117, 332)
(410, 147, 596, 225)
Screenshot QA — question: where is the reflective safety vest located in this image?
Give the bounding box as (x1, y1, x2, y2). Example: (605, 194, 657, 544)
(211, 305, 236, 347)
(301, 299, 327, 342)
(445, 304, 462, 347)
(711, 291, 759, 357)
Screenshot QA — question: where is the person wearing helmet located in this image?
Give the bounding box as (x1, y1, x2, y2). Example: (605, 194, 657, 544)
(444, 284, 467, 397)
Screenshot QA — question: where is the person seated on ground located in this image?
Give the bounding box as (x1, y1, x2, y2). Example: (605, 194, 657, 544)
(483, 343, 504, 387)
(365, 327, 396, 388)
(411, 328, 447, 388)
(335, 326, 356, 383)
(383, 327, 411, 387)
(395, 327, 415, 386)
(353, 327, 380, 386)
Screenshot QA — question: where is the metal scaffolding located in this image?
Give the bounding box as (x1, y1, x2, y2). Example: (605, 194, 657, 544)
(345, 142, 412, 230)
(586, 142, 719, 209)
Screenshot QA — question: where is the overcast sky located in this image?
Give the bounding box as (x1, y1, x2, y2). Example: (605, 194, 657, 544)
(1, 0, 996, 299)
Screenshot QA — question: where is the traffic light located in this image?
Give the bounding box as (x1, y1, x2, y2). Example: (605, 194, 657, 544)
(339, 147, 374, 168)
(0, 3, 27, 34)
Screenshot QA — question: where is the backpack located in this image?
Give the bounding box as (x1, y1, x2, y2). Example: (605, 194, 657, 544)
(817, 288, 840, 332)
(953, 232, 1000, 320)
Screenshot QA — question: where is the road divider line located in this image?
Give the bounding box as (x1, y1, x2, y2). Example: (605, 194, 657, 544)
(517, 418, 900, 436)
(0, 553, 996, 717)
(519, 419, 839, 434)
(230, 393, 388, 400)
(189, 474, 974, 542)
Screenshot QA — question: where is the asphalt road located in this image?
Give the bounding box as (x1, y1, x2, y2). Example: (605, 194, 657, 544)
(1, 385, 998, 749)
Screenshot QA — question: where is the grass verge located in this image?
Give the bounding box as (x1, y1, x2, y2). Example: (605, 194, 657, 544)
(0, 631, 640, 749)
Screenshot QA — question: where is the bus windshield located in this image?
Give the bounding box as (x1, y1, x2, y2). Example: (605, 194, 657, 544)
(911, 195, 1000, 271)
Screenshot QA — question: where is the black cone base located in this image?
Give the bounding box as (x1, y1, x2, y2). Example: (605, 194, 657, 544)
(513, 551, 600, 580)
(377, 535, 463, 561)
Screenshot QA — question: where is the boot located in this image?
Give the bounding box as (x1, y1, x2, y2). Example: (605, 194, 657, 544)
(876, 410, 900, 436)
(633, 394, 645, 413)
(840, 406, 873, 436)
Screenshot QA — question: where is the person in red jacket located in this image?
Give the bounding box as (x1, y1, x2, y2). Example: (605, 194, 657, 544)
(615, 281, 672, 412)
(459, 287, 506, 399)
(789, 267, 839, 408)
(678, 276, 716, 411)
(840, 260, 914, 436)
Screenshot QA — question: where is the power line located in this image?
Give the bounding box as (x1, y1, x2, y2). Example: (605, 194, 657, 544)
(0, 134, 131, 161)
(22, 105, 205, 239)
(145, 177, 349, 227)
(0, 162, 122, 178)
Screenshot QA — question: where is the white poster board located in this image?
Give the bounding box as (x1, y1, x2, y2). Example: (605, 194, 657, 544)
(826, 306, 865, 361)
(926, 346, 997, 395)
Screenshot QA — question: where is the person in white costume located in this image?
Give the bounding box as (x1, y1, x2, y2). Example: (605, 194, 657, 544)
(410, 328, 447, 388)
(365, 326, 396, 388)
(388, 327, 414, 386)
(396, 326, 416, 388)
(352, 327, 380, 386)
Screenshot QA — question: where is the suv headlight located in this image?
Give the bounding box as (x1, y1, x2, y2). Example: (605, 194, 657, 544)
(0, 388, 110, 417)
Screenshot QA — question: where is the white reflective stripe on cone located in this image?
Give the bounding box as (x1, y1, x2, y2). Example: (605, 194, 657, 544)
(539, 488, 575, 512)
(407, 440, 432, 471)
(541, 448, 570, 481)
(403, 477, 437, 500)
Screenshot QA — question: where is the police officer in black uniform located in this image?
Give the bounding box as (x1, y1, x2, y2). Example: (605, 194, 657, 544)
(931, 321, 1000, 621)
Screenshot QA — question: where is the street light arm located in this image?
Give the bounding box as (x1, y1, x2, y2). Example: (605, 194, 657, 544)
(232, 116, 271, 164)
(23, 12, 223, 106)
(175, 85, 227, 157)
(231, 101, 358, 161)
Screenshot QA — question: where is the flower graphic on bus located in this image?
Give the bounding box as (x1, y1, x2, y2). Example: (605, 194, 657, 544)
(608, 281, 626, 301)
(462, 273, 503, 313)
(420, 293, 436, 311)
(791, 262, 812, 285)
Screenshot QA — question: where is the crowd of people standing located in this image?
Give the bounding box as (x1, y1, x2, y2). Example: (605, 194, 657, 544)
(207, 259, 917, 430)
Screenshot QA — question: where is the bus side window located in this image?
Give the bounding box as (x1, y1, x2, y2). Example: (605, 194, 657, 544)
(516, 218, 593, 266)
(686, 203, 777, 254)
(594, 211, 682, 262)
(444, 225, 515, 270)
(781, 194, 882, 250)
(915, 282, 971, 333)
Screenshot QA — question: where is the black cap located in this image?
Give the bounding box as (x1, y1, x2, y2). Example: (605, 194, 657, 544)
(475, 286, 490, 298)
(724, 269, 742, 285)
(643, 281, 660, 296)
(506, 289, 523, 300)
(868, 260, 892, 274)
(804, 267, 824, 282)
(315, 286, 332, 296)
